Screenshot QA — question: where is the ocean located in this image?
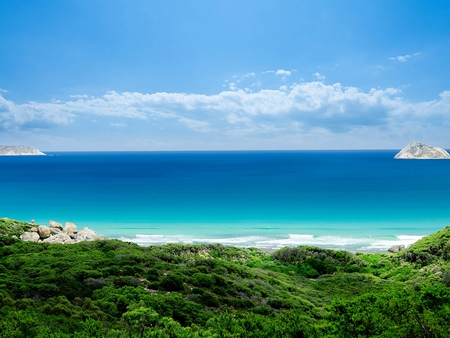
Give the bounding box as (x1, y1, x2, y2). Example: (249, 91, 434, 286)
(1, 151, 449, 252)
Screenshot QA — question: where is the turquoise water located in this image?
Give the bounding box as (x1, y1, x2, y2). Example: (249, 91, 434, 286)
(1, 151, 449, 252)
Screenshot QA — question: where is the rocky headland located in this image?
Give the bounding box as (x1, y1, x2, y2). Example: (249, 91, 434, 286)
(394, 141, 450, 159)
(0, 145, 46, 156)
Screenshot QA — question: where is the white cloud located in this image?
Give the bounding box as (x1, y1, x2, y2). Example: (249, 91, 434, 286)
(228, 83, 239, 91)
(275, 69, 291, 76)
(70, 94, 89, 99)
(2, 78, 450, 149)
(0, 94, 74, 131)
(389, 52, 421, 62)
(178, 117, 213, 133)
(313, 72, 325, 81)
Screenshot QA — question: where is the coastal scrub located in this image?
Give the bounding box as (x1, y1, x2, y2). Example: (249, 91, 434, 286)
(1, 219, 450, 336)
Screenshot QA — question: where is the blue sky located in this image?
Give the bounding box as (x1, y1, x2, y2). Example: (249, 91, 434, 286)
(1, 1, 450, 151)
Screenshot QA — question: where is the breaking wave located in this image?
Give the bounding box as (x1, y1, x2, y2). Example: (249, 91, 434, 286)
(117, 233, 424, 252)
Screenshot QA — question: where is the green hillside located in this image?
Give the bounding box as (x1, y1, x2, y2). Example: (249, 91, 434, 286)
(0, 218, 449, 337)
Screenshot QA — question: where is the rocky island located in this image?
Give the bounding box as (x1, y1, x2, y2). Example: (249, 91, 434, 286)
(394, 141, 450, 159)
(0, 145, 46, 156)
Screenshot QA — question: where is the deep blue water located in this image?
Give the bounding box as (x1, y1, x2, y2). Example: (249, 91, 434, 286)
(1, 151, 450, 252)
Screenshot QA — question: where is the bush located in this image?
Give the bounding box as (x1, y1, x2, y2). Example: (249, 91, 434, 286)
(190, 273, 214, 288)
(160, 274, 184, 291)
(122, 265, 145, 276)
(146, 268, 160, 281)
(200, 292, 219, 307)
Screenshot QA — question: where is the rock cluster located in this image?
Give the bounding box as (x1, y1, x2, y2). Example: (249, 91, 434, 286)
(20, 221, 102, 244)
(394, 141, 450, 159)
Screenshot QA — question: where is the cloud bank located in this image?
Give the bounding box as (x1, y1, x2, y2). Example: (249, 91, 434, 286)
(1, 79, 450, 150)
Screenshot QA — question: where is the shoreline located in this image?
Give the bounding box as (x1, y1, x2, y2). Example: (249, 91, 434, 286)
(113, 233, 421, 254)
(6, 217, 424, 254)
(112, 236, 412, 254)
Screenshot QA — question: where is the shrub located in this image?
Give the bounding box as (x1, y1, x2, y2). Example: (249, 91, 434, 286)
(190, 273, 214, 288)
(297, 263, 319, 278)
(146, 268, 160, 281)
(200, 292, 219, 307)
(122, 265, 145, 276)
(160, 274, 184, 291)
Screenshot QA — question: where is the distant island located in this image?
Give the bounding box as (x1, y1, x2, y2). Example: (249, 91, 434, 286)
(0, 145, 46, 156)
(394, 141, 450, 159)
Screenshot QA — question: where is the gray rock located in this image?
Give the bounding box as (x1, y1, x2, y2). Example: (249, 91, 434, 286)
(63, 222, 78, 236)
(74, 227, 100, 242)
(49, 227, 61, 235)
(394, 141, 450, 159)
(388, 245, 405, 253)
(49, 220, 63, 230)
(37, 225, 51, 239)
(30, 227, 38, 232)
(21, 232, 40, 242)
(42, 233, 73, 244)
(64, 238, 75, 244)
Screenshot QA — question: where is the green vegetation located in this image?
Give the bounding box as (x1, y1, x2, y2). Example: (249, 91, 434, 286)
(0, 218, 33, 239)
(1, 218, 450, 337)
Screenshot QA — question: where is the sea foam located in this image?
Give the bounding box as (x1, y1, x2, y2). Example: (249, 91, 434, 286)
(117, 233, 424, 252)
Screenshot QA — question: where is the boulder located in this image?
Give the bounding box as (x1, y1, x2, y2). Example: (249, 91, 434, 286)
(49, 220, 63, 230)
(64, 238, 75, 244)
(49, 227, 61, 235)
(37, 225, 51, 239)
(21, 232, 40, 242)
(74, 227, 100, 242)
(63, 222, 78, 236)
(42, 233, 73, 244)
(30, 227, 38, 232)
(388, 245, 405, 253)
